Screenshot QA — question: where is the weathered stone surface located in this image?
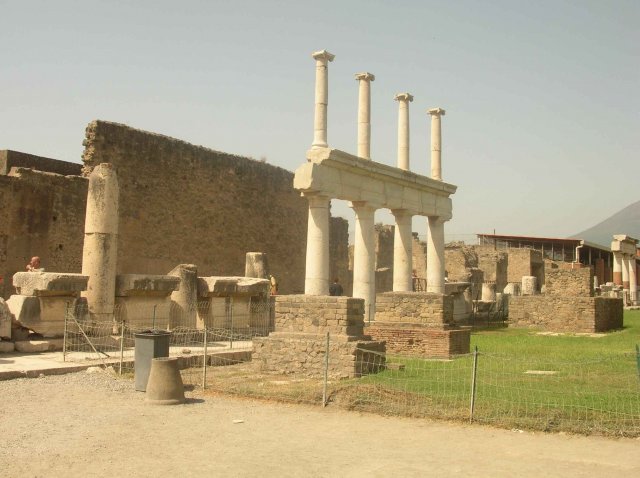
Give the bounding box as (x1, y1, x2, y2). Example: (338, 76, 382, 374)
(7, 295, 75, 337)
(365, 323, 470, 358)
(545, 268, 593, 297)
(509, 296, 623, 332)
(14, 339, 62, 353)
(168, 264, 198, 328)
(375, 292, 454, 327)
(115, 274, 180, 297)
(0, 298, 11, 339)
(254, 295, 385, 379)
(198, 277, 269, 298)
(13, 272, 88, 297)
(0, 341, 15, 353)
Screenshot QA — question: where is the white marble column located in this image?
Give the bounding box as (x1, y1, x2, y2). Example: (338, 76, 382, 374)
(629, 256, 637, 305)
(304, 194, 330, 295)
(394, 93, 413, 171)
(392, 209, 413, 292)
(351, 201, 376, 321)
(428, 108, 446, 181)
(355, 72, 375, 159)
(621, 254, 630, 291)
(426, 216, 446, 294)
(612, 251, 623, 286)
(311, 50, 335, 149)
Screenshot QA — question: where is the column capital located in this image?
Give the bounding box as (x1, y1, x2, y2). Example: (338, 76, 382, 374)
(391, 208, 412, 218)
(428, 107, 446, 116)
(312, 50, 335, 63)
(355, 72, 375, 82)
(349, 201, 378, 212)
(394, 93, 414, 102)
(303, 192, 330, 207)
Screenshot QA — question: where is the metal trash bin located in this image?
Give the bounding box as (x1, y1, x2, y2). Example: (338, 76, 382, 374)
(134, 330, 171, 391)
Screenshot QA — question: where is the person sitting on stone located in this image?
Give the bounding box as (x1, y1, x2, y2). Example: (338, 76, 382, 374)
(329, 278, 343, 296)
(26, 256, 44, 272)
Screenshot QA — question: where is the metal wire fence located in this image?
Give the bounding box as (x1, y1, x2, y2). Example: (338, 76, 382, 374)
(63, 303, 640, 437)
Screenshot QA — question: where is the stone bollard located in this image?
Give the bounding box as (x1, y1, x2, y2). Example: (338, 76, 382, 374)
(522, 276, 538, 296)
(145, 357, 185, 405)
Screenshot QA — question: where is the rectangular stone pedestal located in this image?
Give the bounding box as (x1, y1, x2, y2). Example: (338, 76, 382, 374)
(368, 292, 471, 358)
(253, 295, 385, 379)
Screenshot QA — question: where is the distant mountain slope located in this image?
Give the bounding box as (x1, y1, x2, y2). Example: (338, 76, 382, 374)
(572, 200, 640, 247)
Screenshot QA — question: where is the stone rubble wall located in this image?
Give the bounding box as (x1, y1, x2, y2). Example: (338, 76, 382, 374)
(274, 295, 365, 335)
(509, 296, 623, 332)
(545, 267, 593, 297)
(374, 292, 454, 327)
(0, 168, 88, 299)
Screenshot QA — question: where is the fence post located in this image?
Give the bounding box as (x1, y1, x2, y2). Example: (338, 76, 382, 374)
(203, 326, 208, 389)
(63, 301, 69, 362)
(322, 332, 330, 407)
(469, 345, 479, 423)
(118, 321, 125, 375)
(229, 297, 234, 350)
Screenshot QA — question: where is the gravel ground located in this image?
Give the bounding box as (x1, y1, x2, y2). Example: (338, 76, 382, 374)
(1, 370, 639, 477)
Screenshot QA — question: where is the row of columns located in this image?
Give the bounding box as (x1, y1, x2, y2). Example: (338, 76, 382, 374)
(306, 50, 451, 319)
(613, 251, 638, 304)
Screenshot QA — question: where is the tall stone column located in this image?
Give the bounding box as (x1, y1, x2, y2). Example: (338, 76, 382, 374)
(612, 251, 623, 286)
(81, 163, 119, 321)
(394, 93, 413, 171)
(621, 254, 630, 291)
(311, 50, 335, 149)
(428, 108, 446, 181)
(355, 72, 375, 159)
(351, 202, 376, 321)
(426, 216, 446, 294)
(304, 194, 330, 295)
(392, 209, 413, 292)
(629, 257, 637, 305)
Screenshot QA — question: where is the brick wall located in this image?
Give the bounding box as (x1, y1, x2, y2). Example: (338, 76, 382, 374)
(364, 324, 470, 357)
(444, 244, 477, 282)
(475, 246, 508, 291)
(509, 296, 622, 332)
(329, 216, 351, 296)
(274, 295, 365, 335)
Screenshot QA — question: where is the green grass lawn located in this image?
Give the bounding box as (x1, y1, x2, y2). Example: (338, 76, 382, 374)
(349, 310, 640, 436)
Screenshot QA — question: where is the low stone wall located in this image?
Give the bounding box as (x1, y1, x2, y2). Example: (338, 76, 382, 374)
(252, 295, 385, 379)
(545, 267, 593, 297)
(365, 323, 469, 357)
(509, 296, 623, 332)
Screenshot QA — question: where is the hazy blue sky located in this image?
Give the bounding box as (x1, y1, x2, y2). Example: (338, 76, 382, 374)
(2, 0, 638, 241)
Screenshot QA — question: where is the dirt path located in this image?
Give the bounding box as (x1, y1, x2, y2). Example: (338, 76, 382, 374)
(0, 370, 638, 477)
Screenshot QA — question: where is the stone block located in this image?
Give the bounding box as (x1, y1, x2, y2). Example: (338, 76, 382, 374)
(115, 274, 181, 297)
(7, 295, 74, 337)
(114, 296, 172, 329)
(198, 276, 270, 297)
(0, 298, 12, 339)
(14, 340, 61, 353)
(0, 341, 15, 353)
(13, 272, 88, 297)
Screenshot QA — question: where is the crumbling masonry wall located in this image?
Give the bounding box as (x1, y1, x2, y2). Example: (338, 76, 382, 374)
(0, 167, 88, 299)
(81, 121, 309, 293)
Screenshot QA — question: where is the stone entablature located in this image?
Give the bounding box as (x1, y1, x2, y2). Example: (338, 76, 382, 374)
(295, 147, 455, 217)
(198, 277, 270, 298)
(7, 272, 89, 338)
(253, 295, 385, 379)
(116, 274, 181, 297)
(509, 296, 622, 333)
(13, 272, 88, 297)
